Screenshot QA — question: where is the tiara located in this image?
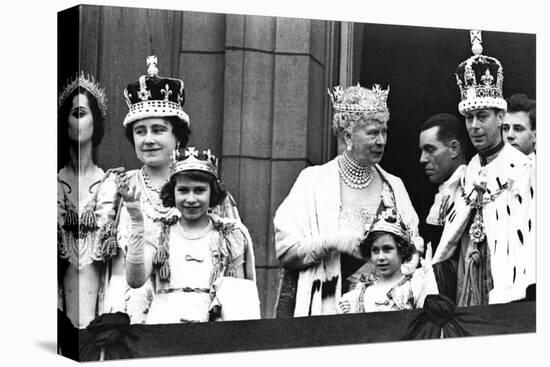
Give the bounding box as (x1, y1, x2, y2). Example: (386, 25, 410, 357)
(58, 72, 107, 117)
(172, 147, 218, 178)
(369, 208, 411, 243)
(328, 83, 389, 114)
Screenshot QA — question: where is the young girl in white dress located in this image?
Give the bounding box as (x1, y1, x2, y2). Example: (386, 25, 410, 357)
(339, 208, 438, 313)
(119, 147, 257, 324)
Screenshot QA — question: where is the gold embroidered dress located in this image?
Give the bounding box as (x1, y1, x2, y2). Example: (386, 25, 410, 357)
(342, 266, 438, 313)
(102, 169, 250, 323)
(57, 166, 117, 311)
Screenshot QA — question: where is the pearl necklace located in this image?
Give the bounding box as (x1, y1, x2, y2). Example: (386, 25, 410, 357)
(141, 167, 165, 194)
(175, 219, 213, 240)
(338, 152, 375, 189)
(139, 168, 172, 218)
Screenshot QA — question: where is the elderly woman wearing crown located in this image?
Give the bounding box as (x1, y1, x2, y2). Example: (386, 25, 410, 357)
(119, 148, 258, 323)
(102, 57, 247, 324)
(57, 73, 119, 332)
(274, 84, 423, 317)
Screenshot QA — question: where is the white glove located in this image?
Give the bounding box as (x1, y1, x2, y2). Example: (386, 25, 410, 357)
(125, 201, 144, 264)
(400, 235, 424, 276)
(412, 235, 425, 254)
(296, 231, 364, 264)
(421, 241, 433, 269)
(125, 200, 144, 223)
(327, 232, 364, 259)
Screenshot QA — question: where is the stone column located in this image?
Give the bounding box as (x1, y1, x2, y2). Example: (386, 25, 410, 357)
(221, 14, 337, 318)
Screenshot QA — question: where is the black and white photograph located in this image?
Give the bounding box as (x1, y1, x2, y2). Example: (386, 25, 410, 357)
(3, 0, 547, 366)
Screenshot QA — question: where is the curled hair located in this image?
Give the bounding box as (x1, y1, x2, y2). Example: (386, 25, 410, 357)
(160, 170, 227, 209)
(125, 115, 191, 147)
(57, 87, 105, 170)
(359, 231, 415, 263)
(332, 111, 390, 138)
(506, 93, 536, 130)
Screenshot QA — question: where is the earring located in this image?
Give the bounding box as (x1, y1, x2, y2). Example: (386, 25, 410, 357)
(172, 141, 182, 160)
(169, 141, 181, 172)
(346, 142, 353, 152)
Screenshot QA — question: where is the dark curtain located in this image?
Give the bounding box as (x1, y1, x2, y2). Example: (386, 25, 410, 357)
(359, 24, 536, 240)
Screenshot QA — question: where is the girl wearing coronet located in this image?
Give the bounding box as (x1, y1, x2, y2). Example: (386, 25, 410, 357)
(120, 148, 257, 324)
(338, 208, 438, 313)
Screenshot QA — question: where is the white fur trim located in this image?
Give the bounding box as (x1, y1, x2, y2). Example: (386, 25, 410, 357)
(123, 100, 190, 126)
(458, 97, 507, 115)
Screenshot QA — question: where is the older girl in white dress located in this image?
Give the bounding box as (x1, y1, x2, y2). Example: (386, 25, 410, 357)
(119, 148, 257, 324)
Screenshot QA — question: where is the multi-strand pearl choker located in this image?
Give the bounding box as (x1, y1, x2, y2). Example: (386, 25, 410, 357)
(338, 152, 375, 189)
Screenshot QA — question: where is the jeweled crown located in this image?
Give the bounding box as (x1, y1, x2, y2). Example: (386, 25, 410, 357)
(172, 147, 218, 178)
(369, 208, 411, 244)
(123, 55, 189, 127)
(328, 83, 389, 114)
(455, 30, 506, 115)
(58, 72, 107, 116)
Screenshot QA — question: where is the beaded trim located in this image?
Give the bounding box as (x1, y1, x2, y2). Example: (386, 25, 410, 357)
(338, 152, 375, 189)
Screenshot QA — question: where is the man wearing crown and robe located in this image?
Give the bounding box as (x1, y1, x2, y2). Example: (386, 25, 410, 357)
(431, 31, 536, 306)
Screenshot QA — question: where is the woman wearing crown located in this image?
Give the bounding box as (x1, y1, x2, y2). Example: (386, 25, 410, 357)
(274, 84, 423, 317)
(57, 73, 119, 334)
(118, 147, 257, 324)
(102, 57, 247, 324)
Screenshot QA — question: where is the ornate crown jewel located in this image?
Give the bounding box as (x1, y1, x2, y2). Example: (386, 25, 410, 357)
(58, 72, 107, 116)
(369, 208, 412, 244)
(172, 147, 219, 178)
(328, 83, 390, 114)
(455, 30, 506, 115)
(123, 55, 189, 127)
